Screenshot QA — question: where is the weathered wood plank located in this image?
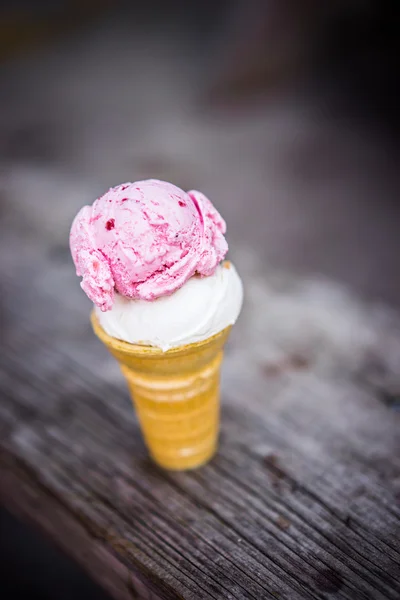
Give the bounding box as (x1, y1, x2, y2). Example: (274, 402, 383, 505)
(0, 453, 164, 600)
(1, 229, 400, 600)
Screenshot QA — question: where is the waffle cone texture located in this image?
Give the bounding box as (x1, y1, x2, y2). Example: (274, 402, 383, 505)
(91, 312, 231, 470)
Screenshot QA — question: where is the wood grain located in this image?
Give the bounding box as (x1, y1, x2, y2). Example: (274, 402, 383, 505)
(1, 211, 400, 600)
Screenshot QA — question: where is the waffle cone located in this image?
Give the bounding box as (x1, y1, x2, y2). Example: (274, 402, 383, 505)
(91, 312, 231, 470)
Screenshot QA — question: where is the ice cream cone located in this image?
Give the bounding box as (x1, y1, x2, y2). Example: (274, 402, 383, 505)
(91, 312, 231, 470)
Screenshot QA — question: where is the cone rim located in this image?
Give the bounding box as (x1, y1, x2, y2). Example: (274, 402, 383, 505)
(90, 311, 231, 357)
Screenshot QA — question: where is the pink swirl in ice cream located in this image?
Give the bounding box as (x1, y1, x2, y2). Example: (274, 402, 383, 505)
(70, 179, 228, 311)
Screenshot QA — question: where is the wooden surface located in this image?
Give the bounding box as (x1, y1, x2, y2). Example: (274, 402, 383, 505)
(1, 199, 400, 600)
(1, 11, 400, 600)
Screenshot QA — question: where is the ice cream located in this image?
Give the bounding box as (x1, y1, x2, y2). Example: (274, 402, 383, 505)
(96, 261, 242, 351)
(70, 179, 228, 311)
(70, 178, 243, 470)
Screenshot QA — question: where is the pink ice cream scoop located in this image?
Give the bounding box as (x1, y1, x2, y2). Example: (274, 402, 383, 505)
(70, 179, 228, 311)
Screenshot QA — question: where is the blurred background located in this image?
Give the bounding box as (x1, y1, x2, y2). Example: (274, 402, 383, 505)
(1, 0, 400, 303)
(1, 0, 399, 598)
